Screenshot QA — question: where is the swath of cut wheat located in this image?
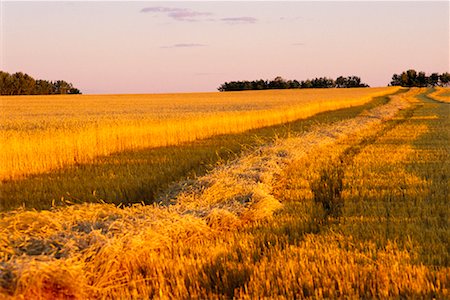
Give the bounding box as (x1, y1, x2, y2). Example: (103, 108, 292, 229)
(1, 87, 398, 180)
(427, 86, 450, 103)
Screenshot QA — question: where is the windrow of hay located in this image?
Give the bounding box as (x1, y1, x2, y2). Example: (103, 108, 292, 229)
(1, 88, 430, 299)
(1, 87, 399, 180)
(427, 86, 450, 103)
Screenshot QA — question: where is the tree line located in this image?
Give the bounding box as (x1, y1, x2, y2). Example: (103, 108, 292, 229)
(0, 71, 81, 95)
(3, 69, 449, 95)
(390, 70, 450, 87)
(218, 76, 369, 91)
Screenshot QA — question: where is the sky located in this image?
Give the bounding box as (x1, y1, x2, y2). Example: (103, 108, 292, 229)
(0, 1, 449, 94)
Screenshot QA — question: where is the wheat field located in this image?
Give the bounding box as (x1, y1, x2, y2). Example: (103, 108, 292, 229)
(1, 87, 398, 180)
(1, 88, 448, 298)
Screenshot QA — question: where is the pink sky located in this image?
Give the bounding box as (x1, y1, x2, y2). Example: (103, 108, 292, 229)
(1, 1, 449, 94)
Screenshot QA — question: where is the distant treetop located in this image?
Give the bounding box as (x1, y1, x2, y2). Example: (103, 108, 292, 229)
(0, 71, 81, 95)
(218, 76, 369, 92)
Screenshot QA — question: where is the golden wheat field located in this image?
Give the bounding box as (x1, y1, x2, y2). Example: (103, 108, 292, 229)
(0, 88, 449, 299)
(1, 87, 398, 180)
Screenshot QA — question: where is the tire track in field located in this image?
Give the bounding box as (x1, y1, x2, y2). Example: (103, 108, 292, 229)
(311, 98, 421, 219)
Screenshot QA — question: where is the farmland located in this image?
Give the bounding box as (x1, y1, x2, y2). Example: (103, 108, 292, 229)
(1, 87, 397, 211)
(0, 88, 449, 298)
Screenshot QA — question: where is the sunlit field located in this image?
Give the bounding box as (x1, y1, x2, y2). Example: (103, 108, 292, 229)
(1, 88, 448, 298)
(1, 87, 397, 180)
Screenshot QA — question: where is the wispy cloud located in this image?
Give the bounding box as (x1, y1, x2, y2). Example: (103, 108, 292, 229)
(141, 6, 212, 22)
(141, 7, 180, 13)
(169, 11, 212, 22)
(161, 43, 207, 49)
(279, 16, 302, 21)
(141, 6, 257, 25)
(220, 17, 258, 24)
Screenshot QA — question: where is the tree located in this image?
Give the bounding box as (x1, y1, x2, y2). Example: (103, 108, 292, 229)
(310, 77, 335, 88)
(406, 69, 417, 87)
(11, 72, 26, 95)
(300, 79, 313, 89)
(400, 72, 409, 86)
(253, 79, 268, 90)
(428, 73, 439, 87)
(68, 87, 81, 94)
(332, 76, 368, 88)
(35, 80, 55, 95)
(268, 76, 289, 89)
(416, 72, 427, 87)
(335, 76, 346, 88)
(439, 73, 450, 86)
(390, 74, 401, 86)
(0, 71, 14, 95)
(53, 80, 71, 94)
(287, 79, 301, 89)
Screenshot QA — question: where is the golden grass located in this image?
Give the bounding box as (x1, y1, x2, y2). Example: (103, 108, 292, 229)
(427, 86, 450, 103)
(1, 87, 399, 180)
(3, 88, 446, 299)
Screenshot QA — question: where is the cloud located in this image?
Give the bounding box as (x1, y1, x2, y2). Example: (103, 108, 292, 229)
(279, 16, 302, 21)
(141, 7, 257, 24)
(141, 7, 181, 13)
(141, 6, 212, 22)
(161, 43, 207, 49)
(220, 17, 258, 24)
(168, 11, 213, 22)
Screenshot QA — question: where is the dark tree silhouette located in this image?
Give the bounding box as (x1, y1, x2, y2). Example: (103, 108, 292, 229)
(218, 75, 369, 91)
(439, 73, 450, 86)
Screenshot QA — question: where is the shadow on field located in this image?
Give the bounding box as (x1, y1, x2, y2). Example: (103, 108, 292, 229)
(1, 94, 396, 211)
